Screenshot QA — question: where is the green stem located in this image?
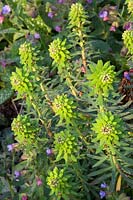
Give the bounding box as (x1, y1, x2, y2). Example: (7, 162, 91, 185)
(78, 28, 87, 71)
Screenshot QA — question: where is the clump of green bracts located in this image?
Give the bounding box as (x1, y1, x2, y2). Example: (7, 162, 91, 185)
(54, 130, 78, 163)
(68, 3, 87, 28)
(92, 111, 124, 154)
(52, 94, 76, 125)
(126, 0, 133, 15)
(122, 30, 133, 55)
(49, 38, 71, 69)
(87, 60, 116, 104)
(11, 114, 39, 145)
(47, 167, 71, 200)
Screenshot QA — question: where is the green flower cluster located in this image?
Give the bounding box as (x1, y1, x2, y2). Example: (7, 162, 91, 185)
(54, 130, 78, 163)
(52, 94, 76, 124)
(87, 60, 116, 99)
(31, 15, 51, 33)
(122, 30, 133, 55)
(68, 3, 87, 28)
(11, 115, 39, 144)
(49, 38, 71, 70)
(92, 111, 123, 154)
(11, 42, 40, 100)
(126, 0, 133, 15)
(19, 42, 39, 72)
(47, 167, 70, 200)
(10, 68, 34, 97)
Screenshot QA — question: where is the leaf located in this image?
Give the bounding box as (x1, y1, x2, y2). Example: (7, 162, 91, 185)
(13, 30, 29, 41)
(0, 28, 17, 35)
(92, 155, 107, 168)
(0, 88, 13, 104)
(116, 174, 122, 192)
(88, 166, 112, 177)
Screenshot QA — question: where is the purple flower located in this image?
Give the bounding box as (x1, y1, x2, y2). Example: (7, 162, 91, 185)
(7, 144, 14, 152)
(99, 191, 106, 199)
(34, 33, 40, 39)
(123, 22, 133, 30)
(124, 71, 130, 80)
(36, 177, 43, 186)
(55, 25, 62, 32)
(101, 182, 107, 188)
(46, 148, 53, 156)
(14, 170, 21, 178)
(87, 0, 93, 3)
(0, 60, 6, 67)
(2, 5, 11, 15)
(48, 12, 54, 19)
(110, 25, 116, 32)
(57, 0, 65, 3)
(99, 10, 108, 19)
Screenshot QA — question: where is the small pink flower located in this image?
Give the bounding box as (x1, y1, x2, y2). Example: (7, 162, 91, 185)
(22, 195, 28, 200)
(81, 65, 86, 73)
(0, 14, 4, 24)
(36, 177, 43, 186)
(110, 25, 116, 32)
(103, 16, 109, 21)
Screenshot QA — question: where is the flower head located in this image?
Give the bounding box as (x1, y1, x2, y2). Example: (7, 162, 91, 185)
(99, 190, 106, 199)
(22, 195, 28, 200)
(123, 22, 133, 31)
(99, 10, 108, 19)
(101, 182, 107, 188)
(110, 25, 116, 32)
(87, 0, 93, 3)
(14, 170, 21, 178)
(0, 60, 6, 67)
(46, 148, 53, 156)
(7, 144, 14, 152)
(34, 33, 40, 39)
(57, 0, 65, 3)
(2, 5, 11, 15)
(0, 13, 4, 24)
(124, 71, 130, 80)
(48, 12, 54, 18)
(36, 177, 43, 186)
(55, 25, 62, 32)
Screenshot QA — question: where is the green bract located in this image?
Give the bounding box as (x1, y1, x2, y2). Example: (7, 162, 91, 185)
(54, 130, 78, 163)
(47, 167, 70, 200)
(92, 111, 124, 153)
(122, 30, 133, 55)
(49, 38, 71, 69)
(11, 115, 39, 144)
(69, 3, 87, 28)
(10, 68, 34, 97)
(87, 60, 116, 99)
(52, 94, 76, 124)
(126, 0, 133, 15)
(19, 42, 39, 72)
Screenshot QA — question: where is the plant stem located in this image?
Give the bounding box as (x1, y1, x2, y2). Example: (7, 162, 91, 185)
(78, 26, 87, 71)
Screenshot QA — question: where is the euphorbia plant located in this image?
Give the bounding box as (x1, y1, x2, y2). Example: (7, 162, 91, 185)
(2, 1, 132, 200)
